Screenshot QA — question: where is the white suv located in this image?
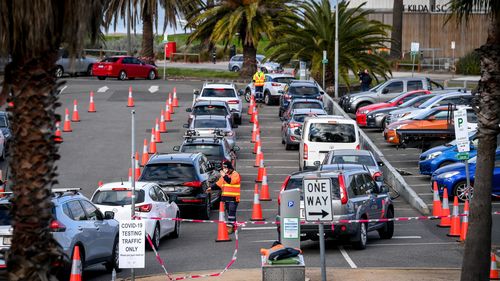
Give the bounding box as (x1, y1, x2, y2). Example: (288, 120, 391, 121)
(193, 82, 243, 124)
(244, 73, 296, 105)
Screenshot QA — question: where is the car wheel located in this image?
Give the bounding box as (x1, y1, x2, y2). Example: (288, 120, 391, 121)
(105, 236, 121, 273)
(200, 197, 211, 220)
(170, 212, 180, 239)
(150, 224, 161, 250)
(245, 89, 252, 102)
(264, 92, 271, 105)
(87, 64, 93, 76)
(97, 76, 106, 80)
(235, 116, 242, 125)
(438, 161, 454, 169)
(352, 222, 368, 250)
(55, 66, 64, 78)
(148, 70, 156, 80)
(454, 181, 472, 202)
(377, 209, 394, 239)
(118, 70, 127, 80)
(232, 66, 240, 72)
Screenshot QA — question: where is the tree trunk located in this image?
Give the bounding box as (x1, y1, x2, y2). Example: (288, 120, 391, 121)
(6, 51, 62, 280)
(241, 44, 257, 78)
(460, 14, 500, 281)
(390, 0, 403, 59)
(141, 2, 155, 65)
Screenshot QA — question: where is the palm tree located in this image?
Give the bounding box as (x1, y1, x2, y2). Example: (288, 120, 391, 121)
(186, 0, 294, 77)
(448, 2, 500, 280)
(105, 0, 201, 64)
(0, 1, 105, 279)
(266, 0, 391, 88)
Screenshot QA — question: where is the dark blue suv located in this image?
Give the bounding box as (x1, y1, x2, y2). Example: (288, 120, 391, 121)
(279, 81, 324, 117)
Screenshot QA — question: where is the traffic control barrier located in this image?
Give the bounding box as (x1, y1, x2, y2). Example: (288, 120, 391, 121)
(54, 121, 63, 143)
(253, 132, 261, 154)
(254, 143, 263, 167)
(154, 120, 162, 143)
(127, 86, 135, 107)
(173, 87, 179, 107)
(216, 202, 231, 242)
(438, 188, 451, 227)
(168, 93, 174, 114)
(63, 108, 72, 132)
(165, 102, 172, 122)
(149, 128, 157, 154)
(71, 100, 80, 122)
(135, 152, 141, 181)
(459, 200, 469, 242)
(447, 196, 461, 237)
(251, 122, 259, 143)
(251, 184, 264, 221)
(69, 245, 82, 281)
(250, 108, 257, 123)
(88, 91, 96, 112)
(491, 252, 499, 280)
(260, 169, 271, 201)
(159, 111, 167, 133)
(256, 160, 265, 183)
(248, 95, 255, 115)
(141, 139, 150, 166)
(432, 181, 442, 216)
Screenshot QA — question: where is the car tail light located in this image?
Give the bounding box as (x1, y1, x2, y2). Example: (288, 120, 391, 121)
(181, 199, 203, 203)
(227, 100, 240, 104)
(277, 175, 291, 205)
(183, 181, 203, 188)
(373, 171, 383, 181)
(106, 65, 113, 71)
(135, 204, 152, 212)
(289, 122, 301, 128)
(112, 187, 129, 191)
(356, 144, 360, 150)
(50, 220, 66, 232)
(303, 143, 308, 160)
(338, 174, 348, 204)
(271, 83, 281, 87)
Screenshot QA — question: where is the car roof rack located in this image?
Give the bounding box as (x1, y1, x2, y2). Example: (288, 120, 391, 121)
(184, 129, 226, 142)
(52, 188, 82, 197)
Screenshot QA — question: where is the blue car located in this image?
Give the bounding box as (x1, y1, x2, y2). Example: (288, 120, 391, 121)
(431, 149, 500, 201)
(419, 132, 480, 175)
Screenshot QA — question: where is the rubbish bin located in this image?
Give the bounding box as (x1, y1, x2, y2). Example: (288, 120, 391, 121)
(164, 42, 176, 59)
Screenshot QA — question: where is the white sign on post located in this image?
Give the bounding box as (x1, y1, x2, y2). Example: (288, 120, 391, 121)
(119, 220, 145, 268)
(411, 42, 420, 53)
(303, 178, 333, 222)
(451, 41, 456, 50)
(454, 108, 470, 152)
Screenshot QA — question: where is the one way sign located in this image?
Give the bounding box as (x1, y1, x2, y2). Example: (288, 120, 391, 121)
(303, 178, 333, 222)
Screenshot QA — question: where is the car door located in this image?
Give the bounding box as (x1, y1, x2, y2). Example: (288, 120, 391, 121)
(354, 174, 378, 226)
(122, 57, 136, 77)
(80, 200, 115, 259)
(347, 174, 371, 219)
(155, 186, 175, 234)
(133, 58, 148, 77)
(378, 81, 404, 102)
(362, 174, 384, 222)
(65, 200, 100, 261)
(406, 80, 424, 92)
(423, 109, 449, 130)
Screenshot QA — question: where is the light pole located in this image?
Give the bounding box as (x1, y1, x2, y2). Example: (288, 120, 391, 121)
(334, 0, 339, 99)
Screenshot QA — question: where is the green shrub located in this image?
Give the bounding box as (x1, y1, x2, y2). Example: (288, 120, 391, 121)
(456, 51, 480, 75)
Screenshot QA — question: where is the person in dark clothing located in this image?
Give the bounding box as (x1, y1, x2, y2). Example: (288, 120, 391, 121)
(359, 69, 372, 91)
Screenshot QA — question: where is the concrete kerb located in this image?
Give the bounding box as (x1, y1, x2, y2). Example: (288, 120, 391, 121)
(317, 82, 430, 215)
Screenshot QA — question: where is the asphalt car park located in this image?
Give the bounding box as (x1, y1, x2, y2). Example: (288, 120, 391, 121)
(3, 77, 497, 280)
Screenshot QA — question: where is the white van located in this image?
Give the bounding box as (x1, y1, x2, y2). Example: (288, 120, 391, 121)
(299, 115, 360, 170)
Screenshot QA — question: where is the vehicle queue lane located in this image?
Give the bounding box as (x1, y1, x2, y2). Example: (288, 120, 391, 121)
(48, 78, 470, 281)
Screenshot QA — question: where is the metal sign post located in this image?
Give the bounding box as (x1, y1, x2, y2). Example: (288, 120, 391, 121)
(130, 110, 136, 281)
(451, 41, 456, 78)
(453, 108, 471, 199)
(410, 42, 420, 77)
(303, 177, 333, 281)
(334, 0, 339, 99)
(322, 50, 328, 91)
(163, 33, 168, 81)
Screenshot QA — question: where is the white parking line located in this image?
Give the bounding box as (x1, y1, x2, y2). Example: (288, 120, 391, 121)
(338, 246, 357, 269)
(241, 226, 277, 231)
(367, 242, 458, 247)
(392, 236, 422, 239)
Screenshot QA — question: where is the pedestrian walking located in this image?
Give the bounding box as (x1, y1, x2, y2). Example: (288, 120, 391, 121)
(359, 69, 372, 91)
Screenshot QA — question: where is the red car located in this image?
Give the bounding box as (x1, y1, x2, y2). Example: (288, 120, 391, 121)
(92, 56, 158, 80)
(355, 90, 431, 126)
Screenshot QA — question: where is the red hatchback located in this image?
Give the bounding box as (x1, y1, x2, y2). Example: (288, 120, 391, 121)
(92, 56, 158, 80)
(355, 90, 431, 126)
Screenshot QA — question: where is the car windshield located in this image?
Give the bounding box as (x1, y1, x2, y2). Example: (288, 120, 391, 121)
(289, 86, 319, 96)
(272, 77, 295, 84)
(0, 116, 7, 128)
(418, 94, 466, 109)
(193, 105, 228, 116)
(181, 144, 223, 157)
(329, 155, 375, 166)
(92, 190, 145, 206)
(202, 88, 236, 98)
(286, 177, 340, 199)
(308, 123, 356, 143)
(0, 204, 11, 225)
(194, 119, 227, 129)
(141, 163, 197, 181)
(101, 57, 119, 63)
(400, 95, 435, 108)
(293, 113, 326, 123)
(292, 102, 323, 110)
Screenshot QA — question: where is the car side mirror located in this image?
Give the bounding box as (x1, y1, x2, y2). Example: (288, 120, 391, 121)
(186, 108, 192, 112)
(233, 146, 240, 152)
(193, 90, 200, 96)
(377, 161, 385, 167)
(183, 124, 189, 128)
(104, 211, 115, 220)
(313, 161, 321, 167)
(320, 91, 325, 95)
(238, 89, 244, 96)
(173, 146, 180, 151)
(382, 88, 389, 94)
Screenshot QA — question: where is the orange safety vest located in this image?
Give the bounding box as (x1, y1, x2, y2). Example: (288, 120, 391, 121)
(216, 171, 241, 202)
(253, 71, 265, 87)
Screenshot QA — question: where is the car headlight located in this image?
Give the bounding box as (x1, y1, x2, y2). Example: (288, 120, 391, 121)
(426, 151, 443, 160)
(439, 171, 460, 178)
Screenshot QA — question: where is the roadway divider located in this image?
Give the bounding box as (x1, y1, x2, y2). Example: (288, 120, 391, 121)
(318, 84, 431, 215)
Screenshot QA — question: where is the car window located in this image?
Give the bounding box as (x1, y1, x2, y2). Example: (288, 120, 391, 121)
(0, 115, 8, 128)
(66, 200, 87, 221)
(131, 58, 142, 64)
(181, 144, 223, 158)
(289, 86, 319, 96)
(121, 57, 131, 64)
(141, 163, 197, 181)
(429, 110, 449, 120)
(0, 204, 11, 225)
(348, 175, 362, 197)
(362, 174, 377, 192)
(383, 81, 403, 94)
(286, 177, 340, 199)
(193, 105, 228, 116)
(292, 102, 323, 110)
(155, 187, 168, 202)
(149, 187, 159, 201)
(308, 123, 356, 143)
(407, 81, 423, 91)
(467, 110, 477, 123)
(330, 155, 375, 166)
(193, 119, 227, 128)
(92, 190, 145, 205)
(273, 77, 295, 84)
(62, 203, 72, 218)
(201, 88, 236, 98)
(293, 113, 326, 123)
(199, 158, 206, 174)
(495, 154, 500, 168)
(353, 174, 368, 196)
(80, 200, 103, 220)
(102, 57, 119, 63)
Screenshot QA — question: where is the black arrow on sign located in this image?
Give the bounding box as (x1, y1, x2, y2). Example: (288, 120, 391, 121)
(308, 210, 329, 218)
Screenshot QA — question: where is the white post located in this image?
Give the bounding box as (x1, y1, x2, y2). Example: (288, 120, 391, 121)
(334, 0, 339, 99)
(130, 110, 136, 281)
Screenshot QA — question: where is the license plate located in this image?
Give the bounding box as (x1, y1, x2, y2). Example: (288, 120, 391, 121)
(3, 237, 11, 245)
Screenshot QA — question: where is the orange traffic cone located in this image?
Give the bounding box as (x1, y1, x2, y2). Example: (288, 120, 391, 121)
(253, 132, 261, 154)
(149, 129, 157, 154)
(459, 200, 469, 242)
(251, 184, 265, 221)
(256, 161, 265, 183)
(154, 119, 162, 143)
(135, 152, 141, 181)
(69, 245, 82, 281)
(250, 108, 257, 123)
(159, 111, 167, 133)
(491, 252, 499, 280)
(432, 181, 442, 217)
(88, 91, 96, 112)
(260, 169, 271, 201)
(215, 201, 231, 242)
(127, 86, 135, 107)
(254, 143, 263, 167)
(168, 93, 174, 114)
(98, 181, 103, 187)
(63, 108, 72, 132)
(128, 168, 133, 182)
(248, 96, 255, 115)
(141, 139, 150, 166)
(71, 100, 80, 122)
(173, 87, 179, 107)
(165, 102, 172, 122)
(251, 122, 259, 143)
(55, 121, 63, 143)
(447, 196, 461, 237)
(438, 188, 451, 227)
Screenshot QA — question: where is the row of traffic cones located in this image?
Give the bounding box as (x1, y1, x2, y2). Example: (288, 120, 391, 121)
(58, 93, 96, 143)
(126, 86, 179, 109)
